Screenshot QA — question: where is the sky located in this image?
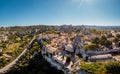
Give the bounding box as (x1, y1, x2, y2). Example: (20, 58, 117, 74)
(0, 0, 120, 26)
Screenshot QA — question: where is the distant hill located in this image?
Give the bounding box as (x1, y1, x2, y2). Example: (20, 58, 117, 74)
(84, 25, 120, 30)
(0, 25, 120, 31)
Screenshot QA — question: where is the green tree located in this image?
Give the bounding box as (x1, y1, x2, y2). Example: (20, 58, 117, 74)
(105, 61, 120, 74)
(116, 34, 120, 38)
(92, 37, 100, 45)
(104, 40, 112, 48)
(100, 36, 107, 45)
(84, 43, 98, 51)
(0, 52, 3, 56)
(91, 28, 97, 33)
(80, 61, 106, 74)
(113, 37, 119, 44)
(0, 58, 7, 68)
(66, 56, 71, 63)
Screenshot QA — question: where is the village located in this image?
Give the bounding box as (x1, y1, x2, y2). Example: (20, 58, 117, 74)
(0, 25, 120, 74)
(39, 25, 120, 73)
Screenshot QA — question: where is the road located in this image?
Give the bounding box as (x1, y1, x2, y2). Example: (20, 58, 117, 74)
(0, 36, 36, 74)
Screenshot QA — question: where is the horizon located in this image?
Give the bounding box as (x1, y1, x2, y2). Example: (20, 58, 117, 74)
(0, 0, 120, 26)
(1, 24, 120, 28)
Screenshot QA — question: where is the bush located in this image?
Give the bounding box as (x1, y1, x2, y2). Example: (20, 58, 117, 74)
(0, 58, 7, 68)
(80, 62, 106, 74)
(84, 43, 98, 51)
(66, 56, 71, 63)
(105, 61, 120, 74)
(80, 61, 120, 74)
(0, 52, 3, 56)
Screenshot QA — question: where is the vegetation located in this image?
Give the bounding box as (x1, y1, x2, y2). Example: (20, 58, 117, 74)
(66, 56, 71, 63)
(80, 61, 120, 74)
(6, 41, 64, 74)
(3, 43, 21, 53)
(90, 28, 109, 35)
(46, 30, 58, 34)
(105, 61, 120, 74)
(0, 34, 32, 69)
(84, 43, 98, 51)
(80, 61, 106, 74)
(92, 37, 100, 45)
(0, 58, 7, 68)
(92, 36, 112, 48)
(0, 52, 3, 56)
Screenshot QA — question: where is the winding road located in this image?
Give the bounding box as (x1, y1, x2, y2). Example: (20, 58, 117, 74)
(0, 36, 36, 74)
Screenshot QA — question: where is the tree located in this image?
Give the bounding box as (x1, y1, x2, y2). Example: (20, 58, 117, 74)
(92, 36, 111, 48)
(100, 36, 107, 45)
(113, 37, 119, 44)
(84, 43, 98, 51)
(105, 61, 120, 74)
(70, 37, 74, 41)
(66, 56, 71, 63)
(0, 58, 7, 68)
(91, 28, 97, 33)
(0, 52, 3, 56)
(80, 61, 106, 74)
(104, 40, 112, 48)
(116, 34, 120, 38)
(92, 37, 100, 45)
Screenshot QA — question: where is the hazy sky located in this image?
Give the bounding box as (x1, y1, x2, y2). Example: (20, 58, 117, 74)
(0, 0, 120, 26)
